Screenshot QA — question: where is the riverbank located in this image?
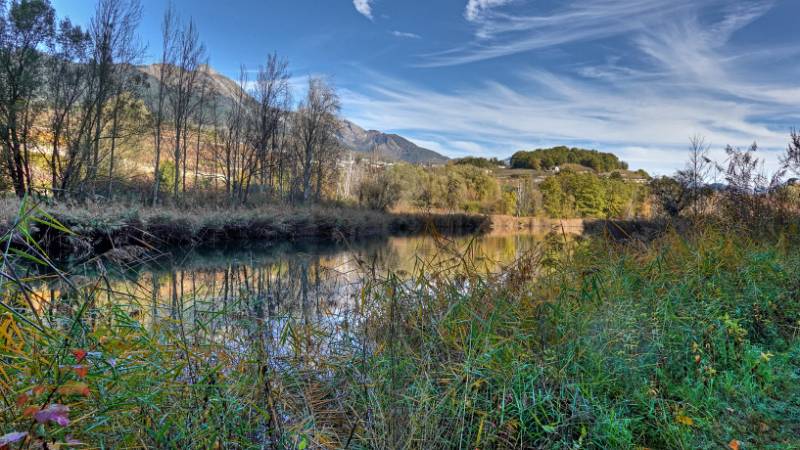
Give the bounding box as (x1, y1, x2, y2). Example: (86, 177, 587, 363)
(2, 219, 799, 448)
(0, 198, 490, 260)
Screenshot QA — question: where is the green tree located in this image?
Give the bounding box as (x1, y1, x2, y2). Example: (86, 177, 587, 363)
(0, 0, 56, 196)
(540, 176, 566, 217)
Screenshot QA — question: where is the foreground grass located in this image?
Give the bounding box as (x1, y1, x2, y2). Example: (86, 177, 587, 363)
(1, 207, 799, 448)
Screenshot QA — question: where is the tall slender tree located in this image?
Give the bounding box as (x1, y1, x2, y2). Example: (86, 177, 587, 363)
(293, 77, 340, 203)
(44, 18, 91, 196)
(0, 0, 55, 197)
(165, 15, 204, 200)
(149, 4, 175, 205)
(253, 53, 290, 193)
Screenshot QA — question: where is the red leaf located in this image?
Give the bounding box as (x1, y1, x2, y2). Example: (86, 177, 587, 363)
(72, 349, 87, 363)
(22, 406, 40, 417)
(57, 381, 90, 397)
(15, 393, 28, 407)
(73, 365, 88, 379)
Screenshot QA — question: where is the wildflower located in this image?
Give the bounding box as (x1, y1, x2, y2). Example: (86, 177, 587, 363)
(675, 413, 694, 426)
(34, 404, 70, 426)
(0, 431, 28, 446)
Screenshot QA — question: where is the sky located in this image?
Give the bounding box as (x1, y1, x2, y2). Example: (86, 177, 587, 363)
(51, 0, 800, 174)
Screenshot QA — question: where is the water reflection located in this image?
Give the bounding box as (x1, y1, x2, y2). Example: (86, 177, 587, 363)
(50, 230, 554, 305)
(32, 229, 568, 348)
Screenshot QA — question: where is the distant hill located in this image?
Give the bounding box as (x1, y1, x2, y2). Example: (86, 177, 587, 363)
(336, 120, 448, 164)
(135, 64, 449, 165)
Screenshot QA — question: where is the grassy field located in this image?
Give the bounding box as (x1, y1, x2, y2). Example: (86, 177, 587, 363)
(1, 204, 799, 448)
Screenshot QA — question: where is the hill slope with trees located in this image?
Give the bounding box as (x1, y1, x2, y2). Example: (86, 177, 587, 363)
(510, 146, 629, 172)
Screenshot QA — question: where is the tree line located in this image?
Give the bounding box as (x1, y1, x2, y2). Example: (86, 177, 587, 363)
(356, 161, 650, 219)
(510, 146, 629, 172)
(0, 0, 343, 205)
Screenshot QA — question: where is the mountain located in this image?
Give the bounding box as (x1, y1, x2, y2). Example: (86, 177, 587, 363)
(336, 120, 448, 164)
(134, 64, 449, 165)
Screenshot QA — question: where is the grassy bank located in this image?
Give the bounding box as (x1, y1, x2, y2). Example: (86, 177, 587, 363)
(1, 208, 799, 448)
(0, 198, 490, 259)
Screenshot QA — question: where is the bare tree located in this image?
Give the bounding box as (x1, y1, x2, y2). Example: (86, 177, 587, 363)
(675, 135, 713, 217)
(149, 4, 175, 205)
(86, 0, 142, 193)
(165, 16, 205, 200)
(191, 61, 211, 191)
(216, 67, 258, 203)
(293, 77, 340, 203)
(44, 18, 92, 196)
(252, 53, 290, 194)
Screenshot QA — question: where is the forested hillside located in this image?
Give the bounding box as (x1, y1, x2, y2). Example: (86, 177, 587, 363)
(510, 146, 629, 171)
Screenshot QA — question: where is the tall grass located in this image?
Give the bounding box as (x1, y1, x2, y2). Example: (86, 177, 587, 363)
(0, 197, 490, 259)
(1, 201, 799, 448)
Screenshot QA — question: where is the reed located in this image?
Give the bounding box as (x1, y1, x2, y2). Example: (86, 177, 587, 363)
(1, 200, 799, 448)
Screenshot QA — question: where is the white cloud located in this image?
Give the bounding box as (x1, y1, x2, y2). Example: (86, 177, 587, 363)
(465, 0, 514, 22)
(353, 0, 372, 19)
(336, 0, 797, 174)
(428, 0, 709, 67)
(391, 30, 422, 39)
(451, 140, 485, 154)
(340, 59, 795, 174)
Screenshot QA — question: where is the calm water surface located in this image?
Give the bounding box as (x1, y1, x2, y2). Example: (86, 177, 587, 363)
(40, 229, 572, 357)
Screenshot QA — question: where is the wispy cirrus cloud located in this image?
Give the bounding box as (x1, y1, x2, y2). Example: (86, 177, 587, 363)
(464, 0, 515, 22)
(353, 0, 373, 20)
(426, 0, 709, 67)
(343, 65, 794, 173)
(343, 0, 796, 172)
(391, 30, 422, 39)
(335, 0, 798, 173)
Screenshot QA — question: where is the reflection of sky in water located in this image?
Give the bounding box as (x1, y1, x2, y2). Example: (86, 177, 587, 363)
(29, 231, 564, 364)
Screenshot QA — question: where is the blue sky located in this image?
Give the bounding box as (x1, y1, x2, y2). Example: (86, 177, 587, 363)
(52, 0, 800, 173)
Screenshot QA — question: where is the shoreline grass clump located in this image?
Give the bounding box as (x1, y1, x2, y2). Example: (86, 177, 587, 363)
(1, 203, 800, 448)
(308, 229, 800, 449)
(0, 197, 490, 260)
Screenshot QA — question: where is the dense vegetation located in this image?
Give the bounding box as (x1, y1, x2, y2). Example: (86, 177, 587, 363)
(452, 156, 505, 169)
(378, 163, 506, 214)
(511, 146, 629, 172)
(357, 162, 650, 219)
(539, 170, 648, 218)
(2, 194, 800, 448)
